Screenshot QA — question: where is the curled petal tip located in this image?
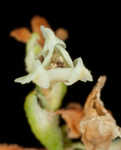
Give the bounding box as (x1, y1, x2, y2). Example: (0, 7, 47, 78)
(79, 67, 93, 83)
(86, 71, 93, 82)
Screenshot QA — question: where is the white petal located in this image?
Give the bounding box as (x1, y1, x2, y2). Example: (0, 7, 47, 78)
(41, 26, 55, 40)
(40, 26, 66, 48)
(42, 46, 55, 67)
(64, 58, 83, 85)
(14, 73, 35, 84)
(15, 60, 50, 89)
(64, 58, 93, 85)
(33, 66, 50, 89)
(31, 60, 50, 88)
(40, 26, 67, 67)
(48, 68, 72, 82)
(56, 45, 73, 67)
(80, 66, 93, 82)
(47, 58, 93, 86)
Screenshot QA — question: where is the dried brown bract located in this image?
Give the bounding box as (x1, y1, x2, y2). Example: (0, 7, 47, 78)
(10, 16, 68, 46)
(31, 16, 50, 45)
(10, 28, 31, 43)
(56, 103, 84, 139)
(31, 16, 50, 32)
(80, 76, 121, 150)
(55, 28, 68, 41)
(67, 102, 83, 109)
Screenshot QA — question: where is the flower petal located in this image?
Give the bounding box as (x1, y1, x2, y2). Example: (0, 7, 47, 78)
(48, 68, 72, 82)
(15, 60, 50, 89)
(33, 65, 50, 89)
(41, 26, 66, 48)
(40, 26, 67, 67)
(65, 58, 93, 85)
(14, 73, 35, 85)
(46, 58, 92, 86)
(56, 45, 73, 67)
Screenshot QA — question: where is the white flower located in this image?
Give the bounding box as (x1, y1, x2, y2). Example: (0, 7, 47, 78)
(15, 26, 93, 88)
(39, 26, 73, 68)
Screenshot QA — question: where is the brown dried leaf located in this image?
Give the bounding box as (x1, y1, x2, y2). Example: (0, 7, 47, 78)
(55, 28, 68, 41)
(80, 114, 119, 150)
(67, 102, 82, 109)
(31, 16, 50, 46)
(84, 75, 108, 117)
(80, 76, 121, 150)
(57, 104, 84, 139)
(10, 28, 31, 43)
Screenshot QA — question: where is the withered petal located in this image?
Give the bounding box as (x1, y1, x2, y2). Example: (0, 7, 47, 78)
(56, 106, 84, 139)
(67, 102, 82, 109)
(55, 28, 68, 41)
(31, 16, 50, 46)
(10, 28, 31, 43)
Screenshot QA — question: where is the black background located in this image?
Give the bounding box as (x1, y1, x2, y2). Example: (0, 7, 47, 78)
(0, 3, 121, 148)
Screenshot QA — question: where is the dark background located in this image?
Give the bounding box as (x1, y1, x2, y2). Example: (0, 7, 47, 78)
(0, 3, 121, 148)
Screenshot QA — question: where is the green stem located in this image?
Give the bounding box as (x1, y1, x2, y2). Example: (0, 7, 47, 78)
(24, 91, 64, 150)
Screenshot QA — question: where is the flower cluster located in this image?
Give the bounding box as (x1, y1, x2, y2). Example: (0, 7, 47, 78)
(15, 26, 93, 88)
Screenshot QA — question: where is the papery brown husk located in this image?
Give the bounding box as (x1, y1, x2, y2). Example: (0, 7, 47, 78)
(10, 16, 68, 46)
(80, 76, 121, 150)
(56, 103, 84, 139)
(57, 76, 121, 150)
